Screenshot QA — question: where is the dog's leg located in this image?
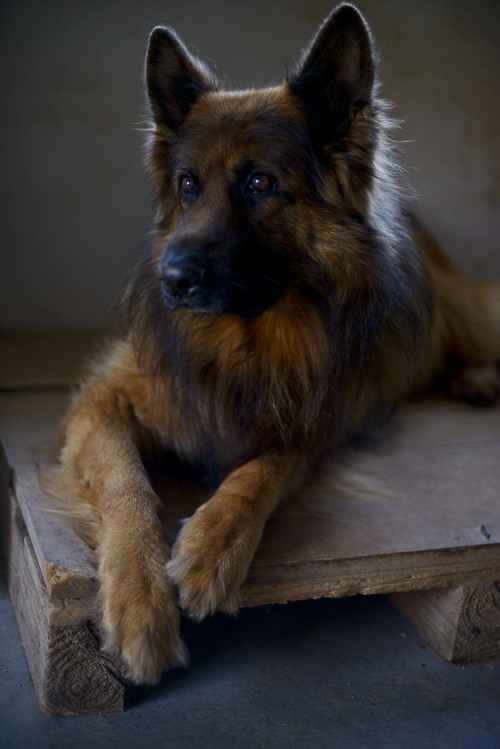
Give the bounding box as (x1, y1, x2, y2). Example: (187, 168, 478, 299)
(55, 374, 188, 685)
(431, 269, 500, 403)
(167, 451, 303, 620)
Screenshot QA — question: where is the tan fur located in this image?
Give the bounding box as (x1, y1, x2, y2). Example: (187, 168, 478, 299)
(49, 5, 500, 685)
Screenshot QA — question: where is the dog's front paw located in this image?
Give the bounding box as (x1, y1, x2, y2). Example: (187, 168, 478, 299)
(166, 499, 259, 620)
(100, 556, 188, 685)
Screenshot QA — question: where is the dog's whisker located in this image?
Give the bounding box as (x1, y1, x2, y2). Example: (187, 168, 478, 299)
(256, 274, 289, 290)
(229, 280, 260, 296)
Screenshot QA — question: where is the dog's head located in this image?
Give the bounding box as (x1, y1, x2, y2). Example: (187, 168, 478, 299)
(146, 4, 376, 317)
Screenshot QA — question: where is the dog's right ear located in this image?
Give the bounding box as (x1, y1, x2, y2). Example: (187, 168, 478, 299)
(146, 27, 217, 130)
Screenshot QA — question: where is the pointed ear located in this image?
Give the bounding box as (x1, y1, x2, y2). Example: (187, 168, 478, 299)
(146, 27, 218, 130)
(287, 4, 376, 143)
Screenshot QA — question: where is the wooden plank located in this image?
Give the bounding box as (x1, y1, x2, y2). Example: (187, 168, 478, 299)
(390, 582, 500, 661)
(252, 437, 500, 560)
(13, 467, 96, 599)
(242, 550, 500, 605)
(6, 488, 126, 715)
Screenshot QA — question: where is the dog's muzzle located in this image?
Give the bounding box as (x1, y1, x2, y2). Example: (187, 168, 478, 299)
(156, 239, 288, 317)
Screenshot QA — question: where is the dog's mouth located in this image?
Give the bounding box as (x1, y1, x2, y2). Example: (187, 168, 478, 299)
(158, 273, 283, 318)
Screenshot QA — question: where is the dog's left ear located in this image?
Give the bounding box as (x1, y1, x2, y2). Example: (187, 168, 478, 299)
(146, 26, 218, 130)
(287, 4, 375, 143)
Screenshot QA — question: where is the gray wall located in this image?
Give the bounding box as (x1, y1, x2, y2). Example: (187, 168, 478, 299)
(1, 0, 499, 330)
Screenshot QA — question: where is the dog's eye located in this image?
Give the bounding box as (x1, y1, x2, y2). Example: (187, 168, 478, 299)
(179, 175, 197, 198)
(247, 173, 275, 196)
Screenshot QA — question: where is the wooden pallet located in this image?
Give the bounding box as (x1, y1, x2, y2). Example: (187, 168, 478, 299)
(1, 333, 499, 715)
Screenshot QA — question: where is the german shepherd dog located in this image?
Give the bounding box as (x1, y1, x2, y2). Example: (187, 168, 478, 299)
(53, 4, 500, 684)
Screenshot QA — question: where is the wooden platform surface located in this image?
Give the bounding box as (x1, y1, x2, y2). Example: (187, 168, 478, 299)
(1, 332, 499, 606)
(1, 331, 500, 714)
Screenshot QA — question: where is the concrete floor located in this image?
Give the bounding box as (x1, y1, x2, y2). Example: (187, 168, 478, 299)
(1, 573, 499, 749)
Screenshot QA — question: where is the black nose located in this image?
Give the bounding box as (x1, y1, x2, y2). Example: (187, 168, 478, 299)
(157, 254, 206, 299)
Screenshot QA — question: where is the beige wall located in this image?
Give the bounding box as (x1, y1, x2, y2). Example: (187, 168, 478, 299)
(1, 0, 499, 330)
